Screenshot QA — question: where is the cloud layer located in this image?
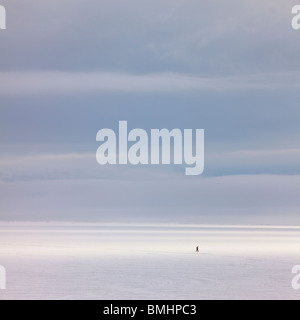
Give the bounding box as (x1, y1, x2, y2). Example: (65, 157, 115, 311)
(1, 149, 300, 182)
(1, 0, 299, 74)
(0, 0, 299, 224)
(1, 71, 300, 96)
(1, 174, 299, 225)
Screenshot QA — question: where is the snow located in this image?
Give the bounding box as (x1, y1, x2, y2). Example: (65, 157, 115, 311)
(0, 223, 300, 300)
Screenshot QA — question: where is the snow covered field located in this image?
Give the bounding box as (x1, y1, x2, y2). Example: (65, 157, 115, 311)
(0, 223, 300, 300)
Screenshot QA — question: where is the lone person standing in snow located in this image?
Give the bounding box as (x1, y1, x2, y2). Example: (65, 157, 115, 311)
(196, 246, 199, 253)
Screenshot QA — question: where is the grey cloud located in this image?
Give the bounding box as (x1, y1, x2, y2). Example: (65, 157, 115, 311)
(0, 149, 299, 182)
(0, 0, 299, 74)
(206, 149, 300, 176)
(0, 0, 300, 225)
(0, 175, 299, 225)
(1, 86, 299, 168)
(1, 71, 300, 96)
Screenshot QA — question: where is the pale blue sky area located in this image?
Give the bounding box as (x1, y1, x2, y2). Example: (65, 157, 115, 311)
(0, 0, 299, 224)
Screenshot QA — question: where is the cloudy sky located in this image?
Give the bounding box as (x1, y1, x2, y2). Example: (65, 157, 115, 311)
(0, 0, 299, 224)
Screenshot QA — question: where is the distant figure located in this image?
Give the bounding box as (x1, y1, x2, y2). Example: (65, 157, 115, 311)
(196, 246, 199, 253)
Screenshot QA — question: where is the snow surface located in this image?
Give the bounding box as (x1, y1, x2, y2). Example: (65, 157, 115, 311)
(0, 223, 300, 300)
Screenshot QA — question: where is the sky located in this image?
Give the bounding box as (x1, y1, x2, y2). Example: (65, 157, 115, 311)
(0, 0, 299, 224)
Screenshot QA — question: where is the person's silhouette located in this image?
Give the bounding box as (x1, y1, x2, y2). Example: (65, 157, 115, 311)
(196, 246, 199, 253)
